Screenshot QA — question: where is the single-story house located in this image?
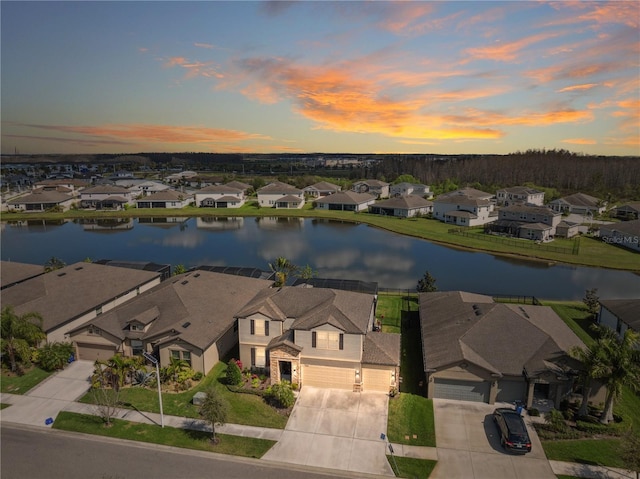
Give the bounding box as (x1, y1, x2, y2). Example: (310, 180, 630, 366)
(419, 291, 596, 408)
(118, 180, 170, 197)
(237, 286, 400, 393)
(303, 181, 341, 198)
(549, 193, 606, 216)
(1, 262, 162, 343)
(314, 190, 376, 212)
(68, 270, 273, 370)
(390, 182, 432, 199)
(597, 299, 640, 338)
(369, 196, 433, 218)
(611, 202, 640, 221)
(7, 187, 76, 212)
(433, 188, 496, 227)
(165, 171, 198, 184)
(496, 186, 545, 206)
(599, 219, 640, 253)
(195, 184, 245, 208)
(136, 190, 192, 209)
(80, 185, 135, 210)
(257, 181, 305, 209)
(34, 179, 90, 192)
(351, 180, 390, 199)
(555, 221, 580, 238)
(1, 261, 45, 290)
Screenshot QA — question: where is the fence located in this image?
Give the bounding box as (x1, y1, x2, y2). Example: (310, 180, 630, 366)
(378, 289, 540, 305)
(448, 228, 580, 255)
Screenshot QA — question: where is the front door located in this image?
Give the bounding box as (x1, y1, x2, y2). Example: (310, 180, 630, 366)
(279, 361, 292, 382)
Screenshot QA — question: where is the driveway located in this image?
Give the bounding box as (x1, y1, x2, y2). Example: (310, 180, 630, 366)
(430, 399, 555, 479)
(0, 360, 94, 427)
(262, 387, 394, 476)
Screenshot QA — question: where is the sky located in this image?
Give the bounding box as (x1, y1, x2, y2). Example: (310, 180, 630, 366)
(1, 1, 639, 156)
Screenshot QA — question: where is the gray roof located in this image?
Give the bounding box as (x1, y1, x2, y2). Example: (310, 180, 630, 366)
(304, 181, 341, 192)
(614, 202, 640, 213)
(258, 181, 302, 194)
(437, 188, 494, 201)
(600, 299, 640, 331)
(199, 184, 242, 194)
(552, 192, 602, 207)
(519, 222, 552, 231)
(236, 287, 374, 334)
(354, 179, 389, 187)
(225, 180, 252, 191)
(8, 189, 72, 205)
(1, 262, 161, 333)
(314, 190, 375, 205)
(1, 261, 44, 289)
(362, 332, 400, 366)
(445, 210, 477, 218)
(601, 219, 640, 236)
(419, 291, 583, 377)
(277, 194, 303, 203)
(373, 196, 433, 209)
(139, 190, 191, 201)
(81, 185, 130, 195)
(267, 330, 303, 353)
(498, 186, 543, 195)
(500, 204, 558, 216)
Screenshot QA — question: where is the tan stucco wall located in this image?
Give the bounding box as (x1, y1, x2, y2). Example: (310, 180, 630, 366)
(159, 340, 204, 373)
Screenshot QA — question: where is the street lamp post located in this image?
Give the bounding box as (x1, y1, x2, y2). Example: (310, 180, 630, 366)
(143, 352, 164, 428)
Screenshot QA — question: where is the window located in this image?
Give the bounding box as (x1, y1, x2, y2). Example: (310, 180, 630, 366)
(250, 319, 269, 336)
(88, 325, 102, 336)
(171, 350, 180, 360)
(313, 331, 343, 350)
(251, 347, 266, 368)
(131, 340, 143, 356)
(130, 323, 141, 331)
(170, 349, 191, 367)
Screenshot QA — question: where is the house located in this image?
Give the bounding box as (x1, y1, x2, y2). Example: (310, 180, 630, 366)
(225, 180, 252, 195)
(7, 187, 76, 212)
(549, 193, 606, 216)
(303, 181, 341, 198)
(236, 286, 400, 392)
(433, 188, 496, 227)
(0, 262, 162, 343)
(313, 190, 376, 212)
(1, 261, 45, 290)
(165, 171, 198, 184)
(257, 181, 305, 209)
(195, 185, 245, 208)
(496, 186, 545, 206)
(369, 196, 433, 218)
(80, 185, 134, 210)
(419, 291, 594, 408)
(597, 299, 640, 338)
(599, 219, 640, 253)
(351, 180, 390, 199)
(136, 190, 193, 209)
(34, 178, 90, 192)
(118, 180, 170, 197)
(68, 270, 273, 369)
(390, 182, 432, 199)
(488, 205, 562, 241)
(555, 221, 580, 239)
(611, 202, 640, 221)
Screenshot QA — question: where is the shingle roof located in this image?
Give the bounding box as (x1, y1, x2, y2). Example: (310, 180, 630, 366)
(277, 194, 303, 203)
(199, 184, 242, 194)
(373, 196, 433, 209)
(81, 185, 131, 195)
(314, 190, 375, 205)
(140, 190, 191, 201)
(362, 332, 400, 366)
(554, 192, 602, 207)
(225, 180, 251, 191)
(258, 181, 302, 194)
(355, 179, 389, 187)
(1, 261, 44, 289)
(600, 299, 640, 331)
(498, 186, 543, 195)
(304, 181, 340, 191)
(437, 188, 493, 201)
(601, 219, 640, 236)
(267, 330, 303, 353)
(8, 190, 72, 205)
(500, 204, 558, 215)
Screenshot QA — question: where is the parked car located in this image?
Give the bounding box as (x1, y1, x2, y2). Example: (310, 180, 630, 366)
(493, 408, 532, 454)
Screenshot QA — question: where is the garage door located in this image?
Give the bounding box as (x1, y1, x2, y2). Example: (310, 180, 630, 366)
(303, 365, 353, 389)
(496, 380, 526, 403)
(76, 343, 117, 362)
(433, 378, 490, 402)
(363, 368, 391, 392)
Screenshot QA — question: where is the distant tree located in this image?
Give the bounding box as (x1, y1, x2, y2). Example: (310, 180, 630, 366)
(173, 264, 187, 275)
(44, 256, 66, 273)
(416, 270, 438, 293)
(199, 386, 229, 444)
(251, 177, 265, 193)
(392, 174, 420, 185)
(1, 306, 45, 373)
(269, 257, 297, 287)
(296, 264, 317, 281)
(583, 288, 600, 317)
(83, 257, 93, 263)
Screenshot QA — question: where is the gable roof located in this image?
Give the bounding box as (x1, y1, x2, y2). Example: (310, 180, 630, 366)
(437, 187, 494, 201)
(601, 219, 640, 236)
(500, 204, 558, 216)
(140, 190, 191, 201)
(552, 192, 601, 207)
(354, 179, 389, 187)
(373, 196, 433, 209)
(304, 181, 340, 192)
(198, 184, 242, 194)
(1, 261, 44, 289)
(225, 180, 252, 191)
(257, 181, 302, 194)
(600, 299, 640, 331)
(81, 185, 131, 195)
(8, 189, 72, 205)
(362, 332, 400, 366)
(314, 190, 375, 205)
(497, 186, 543, 195)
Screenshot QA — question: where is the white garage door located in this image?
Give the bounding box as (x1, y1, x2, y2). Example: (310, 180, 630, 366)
(77, 343, 117, 362)
(303, 365, 353, 389)
(363, 368, 391, 392)
(433, 378, 490, 403)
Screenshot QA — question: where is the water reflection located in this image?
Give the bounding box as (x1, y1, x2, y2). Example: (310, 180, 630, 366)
(5, 219, 67, 232)
(196, 217, 244, 230)
(81, 218, 134, 233)
(256, 217, 304, 230)
(138, 217, 189, 230)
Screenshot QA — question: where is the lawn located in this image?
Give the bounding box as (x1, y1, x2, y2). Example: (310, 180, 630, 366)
(387, 455, 437, 479)
(542, 438, 626, 469)
(387, 393, 436, 447)
(542, 300, 596, 345)
(377, 292, 419, 334)
(0, 403, 11, 410)
(1, 367, 53, 394)
(80, 361, 288, 429)
(53, 411, 275, 458)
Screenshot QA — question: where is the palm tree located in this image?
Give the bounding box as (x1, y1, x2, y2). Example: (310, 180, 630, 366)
(269, 257, 297, 287)
(1, 306, 46, 373)
(165, 356, 190, 383)
(44, 256, 66, 273)
(570, 338, 609, 417)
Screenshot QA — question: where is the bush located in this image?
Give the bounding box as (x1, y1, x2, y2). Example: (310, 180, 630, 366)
(192, 371, 204, 381)
(528, 408, 540, 417)
(545, 409, 569, 433)
(225, 359, 243, 386)
(576, 415, 630, 436)
(268, 381, 295, 409)
(38, 342, 75, 371)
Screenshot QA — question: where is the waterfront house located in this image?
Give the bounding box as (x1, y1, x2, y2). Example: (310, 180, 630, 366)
(549, 193, 606, 216)
(314, 190, 376, 212)
(390, 182, 432, 199)
(303, 181, 341, 198)
(597, 299, 640, 338)
(369, 196, 433, 218)
(7, 187, 76, 212)
(488, 205, 562, 241)
(195, 184, 245, 208)
(257, 181, 305, 209)
(433, 188, 496, 227)
(599, 219, 640, 253)
(136, 190, 193, 209)
(80, 185, 134, 210)
(611, 202, 640, 221)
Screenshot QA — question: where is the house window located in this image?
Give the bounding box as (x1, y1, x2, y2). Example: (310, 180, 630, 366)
(88, 325, 102, 336)
(130, 324, 141, 331)
(251, 347, 266, 368)
(131, 340, 143, 356)
(250, 319, 269, 336)
(313, 331, 343, 350)
(170, 349, 191, 367)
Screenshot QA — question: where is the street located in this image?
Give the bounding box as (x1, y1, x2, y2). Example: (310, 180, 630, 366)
(0, 424, 369, 479)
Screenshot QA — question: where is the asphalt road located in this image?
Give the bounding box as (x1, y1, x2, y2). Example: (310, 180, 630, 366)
(0, 424, 370, 479)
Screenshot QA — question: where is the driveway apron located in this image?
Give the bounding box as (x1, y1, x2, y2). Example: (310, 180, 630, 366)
(262, 387, 394, 476)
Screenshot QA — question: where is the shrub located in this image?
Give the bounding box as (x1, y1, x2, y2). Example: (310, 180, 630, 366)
(192, 371, 204, 381)
(545, 409, 568, 433)
(38, 342, 75, 371)
(268, 381, 295, 408)
(225, 359, 243, 386)
(528, 408, 540, 417)
(251, 378, 260, 388)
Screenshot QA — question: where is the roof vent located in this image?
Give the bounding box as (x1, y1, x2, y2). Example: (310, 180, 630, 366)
(474, 309, 482, 316)
(182, 321, 191, 329)
(75, 266, 83, 271)
(181, 280, 188, 285)
(57, 272, 66, 277)
(194, 273, 200, 278)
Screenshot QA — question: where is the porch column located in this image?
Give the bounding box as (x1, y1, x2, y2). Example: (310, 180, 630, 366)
(526, 381, 535, 409)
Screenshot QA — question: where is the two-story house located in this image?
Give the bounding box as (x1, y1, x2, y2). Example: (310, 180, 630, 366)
(597, 299, 640, 339)
(390, 182, 432, 199)
(80, 185, 135, 210)
(489, 204, 562, 241)
(433, 188, 496, 227)
(257, 181, 305, 209)
(351, 180, 390, 199)
(496, 186, 545, 206)
(236, 287, 400, 393)
(195, 184, 245, 208)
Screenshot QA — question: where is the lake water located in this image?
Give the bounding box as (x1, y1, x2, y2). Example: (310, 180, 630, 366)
(1, 217, 639, 300)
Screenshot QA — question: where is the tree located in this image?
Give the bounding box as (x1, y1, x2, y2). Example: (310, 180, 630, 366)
(296, 264, 317, 281)
(164, 356, 190, 383)
(416, 270, 438, 293)
(44, 256, 66, 273)
(268, 257, 297, 287)
(569, 336, 608, 418)
(173, 264, 187, 275)
(38, 342, 75, 372)
(199, 386, 229, 444)
(90, 371, 121, 427)
(1, 306, 46, 373)
(225, 359, 243, 386)
(583, 288, 600, 317)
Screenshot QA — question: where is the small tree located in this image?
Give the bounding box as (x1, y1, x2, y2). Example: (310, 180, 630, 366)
(91, 381, 120, 427)
(268, 381, 295, 408)
(416, 270, 438, 293)
(544, 409, 568, 433)
(1, 306, 46, 373)
(199, 386, 229, 444)
(269, 257, 297, 287)
(173, 264, 187, 275)
(44, 257, 66, 273)
(583, 288, 600, 317)
(225, 359, 243, 386)
(296, 264, 317, 281)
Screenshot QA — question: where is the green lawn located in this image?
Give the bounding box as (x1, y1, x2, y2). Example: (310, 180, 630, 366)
(377, 293, 419, 334)
(1, 367, 53, 394)
(53, 411, 275, 458)
(542, 301, 596, 345)
(387, 393, 436, 447)
(0, 403, 11, 410)
(542, 438, 626, 469)
(387, 455, 437, 479)
(80, 362, 288, 429)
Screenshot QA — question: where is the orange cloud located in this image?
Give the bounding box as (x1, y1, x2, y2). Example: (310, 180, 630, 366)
(562, 138, 597, 145)
(545, 2, 639, 29)
(164, 56, 224, 79)
(556, 83, 598, 93)
(465, 32, 560, 62)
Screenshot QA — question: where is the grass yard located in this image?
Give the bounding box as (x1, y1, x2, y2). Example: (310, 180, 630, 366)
(377, 292, 419, 334)
(80, 361, 288, 429)
(542, 300, 596, 346)
(387, 393, 436, 447)
(53, 411, 275, 458)
(0, 403, 11, 410)
(542, 438, 626, 469)
(1, 367, 53, 394)
(387, 455, 437, 479)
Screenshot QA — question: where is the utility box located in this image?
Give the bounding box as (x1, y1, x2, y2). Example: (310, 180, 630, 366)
(192, 392, 207, 406)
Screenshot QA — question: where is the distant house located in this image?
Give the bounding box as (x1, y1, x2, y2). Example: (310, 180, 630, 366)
(225, 180, 252, 195)
(314, 191, 376, 212)
(488, 205, 562, 241)
(136, 190, 192, 209)
(7, 187, 76, 212)
(433, 188, 496, 227)
(549, 193, 606, 215)
(165, 171, 198, 184)
(257, 181, 305, 209)
(303, 181, 341, 198)
(496, 186, 545, 206)
(195, 185, 245, 208)
(390, 182, 432, 199)
(80, 185, 134, 210)
(597, 299, 640, 338)
(611, 202, 640, 221)
(34, 179, 90, 192)
(352, 180, 390, 199)
(555, 221, 580, 239)
(599, 219, 640, 253)
(118, 180, 170, 197)
(369, 196, 433, 218)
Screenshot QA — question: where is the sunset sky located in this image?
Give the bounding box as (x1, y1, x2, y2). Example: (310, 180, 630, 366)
(1, 1, 638, 156)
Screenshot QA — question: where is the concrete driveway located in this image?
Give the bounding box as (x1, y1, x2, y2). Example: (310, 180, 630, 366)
(262, 387, 394, 476)
(430, 399, 555, 479)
